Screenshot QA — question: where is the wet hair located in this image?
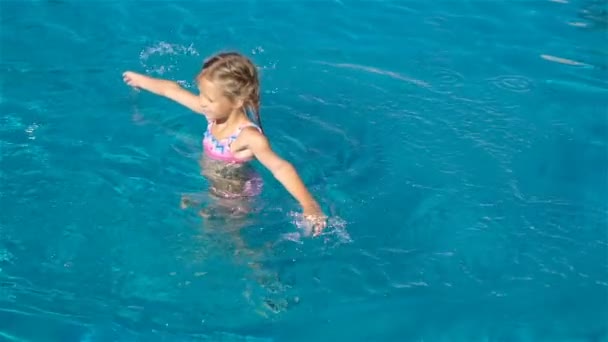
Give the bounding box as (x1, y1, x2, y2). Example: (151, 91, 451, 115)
(196, 51, 263, 131)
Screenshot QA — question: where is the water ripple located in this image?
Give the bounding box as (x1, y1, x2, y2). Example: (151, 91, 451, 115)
(487, 75, 534, 93)
(391, 281, 429, 289)
(540, 54, 590, 67)
(428, 67, 466, 94)
(2, 0, 607, 339)
(313, 61, 430, 88)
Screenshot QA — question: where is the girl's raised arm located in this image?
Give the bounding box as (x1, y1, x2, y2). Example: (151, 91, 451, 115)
(123, 71, 204, 115)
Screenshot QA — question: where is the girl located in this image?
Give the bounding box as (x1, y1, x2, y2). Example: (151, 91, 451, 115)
(123, 51, 327, 235)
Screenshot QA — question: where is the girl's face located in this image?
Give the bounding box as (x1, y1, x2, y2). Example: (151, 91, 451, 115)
(197, 77, 241, 120)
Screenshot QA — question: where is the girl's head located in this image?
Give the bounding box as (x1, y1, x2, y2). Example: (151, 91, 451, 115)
(196, 52, 262, 128)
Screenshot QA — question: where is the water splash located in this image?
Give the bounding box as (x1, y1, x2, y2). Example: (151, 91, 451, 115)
(283, 212, 351, 245)
(251, 46, 265, 55)
(0, 248, 14, 264)
(24, 123, 39, 140)
(138, 41, 199, 77)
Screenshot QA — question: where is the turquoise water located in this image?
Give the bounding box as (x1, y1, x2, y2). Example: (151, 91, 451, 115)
(1, 0, 607, 341)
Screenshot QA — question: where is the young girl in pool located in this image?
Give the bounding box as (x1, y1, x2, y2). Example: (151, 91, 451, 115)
(122, 51, 327, 235)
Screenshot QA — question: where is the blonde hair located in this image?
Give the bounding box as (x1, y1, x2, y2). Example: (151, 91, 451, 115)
(196, 52, 262, 131)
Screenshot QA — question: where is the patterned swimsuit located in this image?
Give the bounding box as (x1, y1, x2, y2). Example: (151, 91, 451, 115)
(202, 121, 262, 163)
(202, 120, 263, 198)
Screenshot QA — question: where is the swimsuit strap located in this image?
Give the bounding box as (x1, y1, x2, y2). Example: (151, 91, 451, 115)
(207, 121, 261, 140)
(233, 122, 262, 137)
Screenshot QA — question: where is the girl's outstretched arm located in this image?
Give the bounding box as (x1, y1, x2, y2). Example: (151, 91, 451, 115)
(241, 129, 327, 235)
(123, 71, 204, 115)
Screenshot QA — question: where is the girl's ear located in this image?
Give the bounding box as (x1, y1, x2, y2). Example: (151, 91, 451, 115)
(232, 97, 245, 110)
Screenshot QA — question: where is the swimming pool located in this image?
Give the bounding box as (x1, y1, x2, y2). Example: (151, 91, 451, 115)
(1, 0, 607, 340)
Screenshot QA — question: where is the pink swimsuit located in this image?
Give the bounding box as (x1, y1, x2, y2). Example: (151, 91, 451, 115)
(202, 120, 263, 198)
(202, 121, 262, 163)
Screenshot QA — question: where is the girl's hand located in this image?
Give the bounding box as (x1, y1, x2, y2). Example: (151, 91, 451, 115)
(122, 71, 148, 88)
(303, 204, 327, 236)
(121, 72, 203, 113)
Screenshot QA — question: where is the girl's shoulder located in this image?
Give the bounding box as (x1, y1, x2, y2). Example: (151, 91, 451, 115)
(236, 121, 262, 135)
(234, 121, 265, 148)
